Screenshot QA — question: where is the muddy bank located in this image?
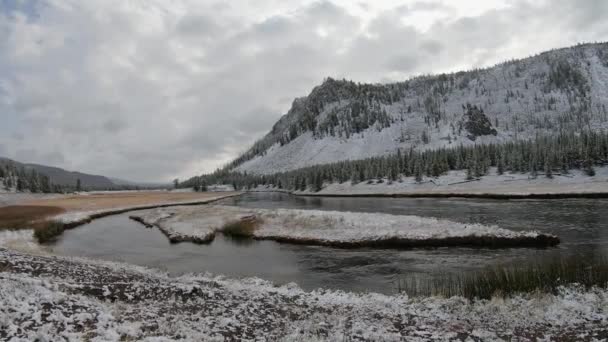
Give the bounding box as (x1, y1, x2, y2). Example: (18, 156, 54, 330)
(253, 234, 560, 249)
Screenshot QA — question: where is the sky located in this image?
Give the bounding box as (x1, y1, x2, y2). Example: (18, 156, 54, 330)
(0, 0, 607, 182)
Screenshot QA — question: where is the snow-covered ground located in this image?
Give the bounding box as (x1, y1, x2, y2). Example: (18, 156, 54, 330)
(1, 247, 607, 341)
(0, 193, 65, 207)
(131, 205, 558, 248)
(251, 167, 608, 197)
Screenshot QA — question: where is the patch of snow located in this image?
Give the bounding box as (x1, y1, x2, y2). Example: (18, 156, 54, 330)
(131, 205, 556, 247)
(0, 229, 40, 253)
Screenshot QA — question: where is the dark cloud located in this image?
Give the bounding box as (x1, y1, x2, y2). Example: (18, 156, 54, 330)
(15, 148, 65, 166)
(0, 0, 606, 182)
(176, 15, 219, 36)
(385, 54, 420, 72)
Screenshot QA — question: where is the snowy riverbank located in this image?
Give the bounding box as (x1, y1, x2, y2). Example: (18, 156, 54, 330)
(251, 167, 608, 198)
(130, 205, 559, 248)
(1, 247, 607, 341)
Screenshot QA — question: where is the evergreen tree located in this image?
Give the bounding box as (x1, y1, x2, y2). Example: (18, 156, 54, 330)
(584, 160, 596, 176)
(497, 155, 505, 175)
(414, 160, 423, 183)
(544, 159, 553, 179)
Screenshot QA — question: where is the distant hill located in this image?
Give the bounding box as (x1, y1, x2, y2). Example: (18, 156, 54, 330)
(0, 157, 115, 189)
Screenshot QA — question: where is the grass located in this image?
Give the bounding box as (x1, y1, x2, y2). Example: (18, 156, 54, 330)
(33, 220, 66, 243)
(0, 205, 65, 231)
(221, 216, 262, 239)
(400, 255, 608, 300)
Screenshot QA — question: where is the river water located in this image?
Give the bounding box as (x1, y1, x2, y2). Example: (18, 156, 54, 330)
(50, 192, 608, 294)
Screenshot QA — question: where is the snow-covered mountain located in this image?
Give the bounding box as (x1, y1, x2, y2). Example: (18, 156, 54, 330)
(233, 43, 608, 175)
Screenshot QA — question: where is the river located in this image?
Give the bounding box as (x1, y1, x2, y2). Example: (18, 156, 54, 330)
(49, 192, 608, 294)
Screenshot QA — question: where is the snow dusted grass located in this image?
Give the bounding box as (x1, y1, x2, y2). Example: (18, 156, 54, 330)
(130, 205, 559, 248)
(1, 248, 607, 340)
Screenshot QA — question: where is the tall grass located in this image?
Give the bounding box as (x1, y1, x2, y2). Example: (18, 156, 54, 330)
(33, 220, 66, 243)
(400, 256, 608, 299)
(0, 205, 65, 231)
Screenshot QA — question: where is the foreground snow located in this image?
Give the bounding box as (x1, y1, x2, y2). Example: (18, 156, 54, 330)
(1, 248, 607, 341)
(131, 205, 558, 247)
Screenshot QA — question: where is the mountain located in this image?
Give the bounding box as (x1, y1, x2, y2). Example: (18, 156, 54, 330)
(231, 42, 608, 175)
(0, 157, 116, 189)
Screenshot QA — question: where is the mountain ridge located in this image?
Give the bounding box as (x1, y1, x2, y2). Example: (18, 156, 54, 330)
(1, 157, 117, 190)
(228, 42, 608, 175)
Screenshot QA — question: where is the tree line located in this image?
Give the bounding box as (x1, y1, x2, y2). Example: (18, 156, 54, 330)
(182, 130, 608, 192)
(0, 163, 60, 193)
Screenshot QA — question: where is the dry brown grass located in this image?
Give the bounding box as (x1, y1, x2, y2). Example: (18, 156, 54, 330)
(22, 191, 240, 212)
(0, 205, 66, 231)
(221, 216, 262, 239)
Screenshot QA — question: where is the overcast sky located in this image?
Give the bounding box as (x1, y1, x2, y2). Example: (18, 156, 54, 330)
(0, 0, 607, 182)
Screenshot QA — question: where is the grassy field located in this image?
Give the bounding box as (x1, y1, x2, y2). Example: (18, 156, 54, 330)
(22, 191, 240, 212)
(0, 191, 240, 239)
(0, 205, 66, 231)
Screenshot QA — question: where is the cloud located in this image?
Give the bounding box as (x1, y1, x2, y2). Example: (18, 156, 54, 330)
(0, 0, 606, 182)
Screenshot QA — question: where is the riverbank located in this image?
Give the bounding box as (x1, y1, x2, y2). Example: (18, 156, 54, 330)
(0, 191, 241, 242)
(1, 247, 606, 341)
(252, 167, 608, 199)
(129, 205, 559, 248)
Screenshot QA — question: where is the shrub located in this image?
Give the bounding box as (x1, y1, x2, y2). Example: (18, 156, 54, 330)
(221, 216, 261, 239)
(34, 220, 66, 243)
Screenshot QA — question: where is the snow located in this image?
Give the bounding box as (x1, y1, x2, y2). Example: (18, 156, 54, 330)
(1, 248, 607, 340)
(131, 205, 556, 247)
(248, 166, 608, 197)
(236, 44, 608, 175)
(0, 230, 40, 253)
(0, 193, 64, 207)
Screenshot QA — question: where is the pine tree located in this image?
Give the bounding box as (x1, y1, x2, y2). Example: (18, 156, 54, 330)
(584, 159, 596, 176)
(414, 160, 423, 183)
(76, 178, 82, 192)
(466, 165, 474, 180)
(313, 172, 323, 192)
(544, 159, 553, 179)
(497, 155, 505, 175)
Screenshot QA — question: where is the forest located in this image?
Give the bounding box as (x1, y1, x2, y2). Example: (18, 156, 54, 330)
(183, 130, 608, 192)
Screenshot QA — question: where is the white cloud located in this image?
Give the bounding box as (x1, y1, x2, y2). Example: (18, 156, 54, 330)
(0, 0, 606, 181)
